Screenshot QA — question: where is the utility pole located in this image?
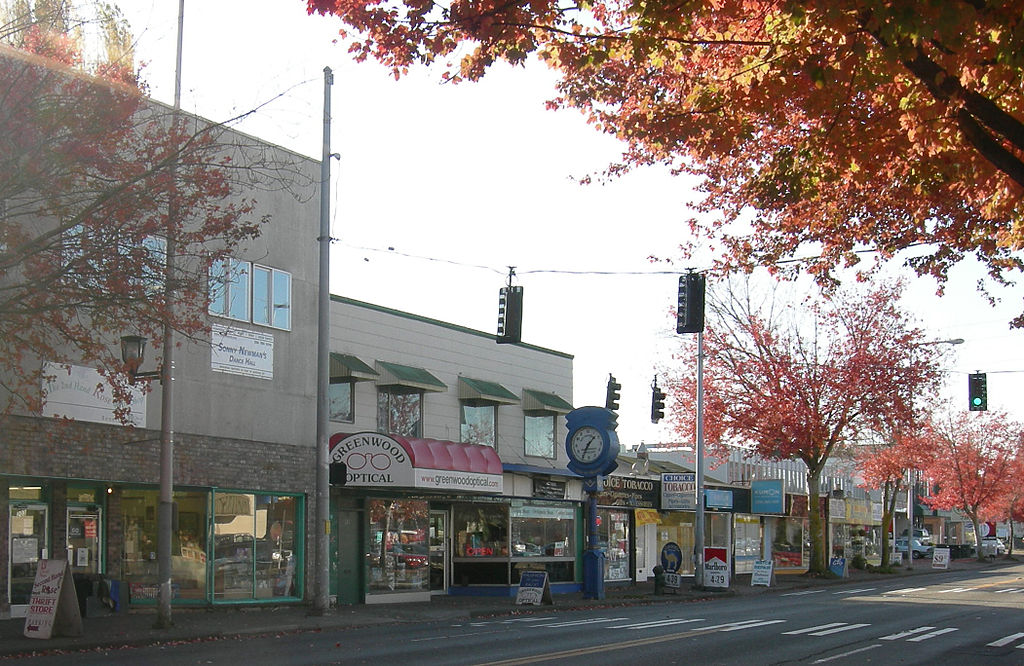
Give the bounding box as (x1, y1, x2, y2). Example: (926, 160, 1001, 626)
(312, 66, 334, 615)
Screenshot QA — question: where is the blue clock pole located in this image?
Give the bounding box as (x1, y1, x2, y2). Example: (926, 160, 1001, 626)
(582, 477, 605, 600)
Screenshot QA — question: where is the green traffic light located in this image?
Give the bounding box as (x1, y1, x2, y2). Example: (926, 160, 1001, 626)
(972, 397, 982, 406)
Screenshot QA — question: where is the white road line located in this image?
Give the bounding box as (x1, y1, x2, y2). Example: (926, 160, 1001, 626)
(782, 590, 826, 597)
(610, 618, 705, 630)
(719, 619, 788, 631)
(813, 644, 882, 663)
(833, 588, 876, 595)
(783, 623, 848, 635)
(884, 587, 926, 595)
(881, 626, 935, 640)
(810, 623, 871, 636)
(536, 617, 629, 628)
(988, 632, 1024, 647)
(994, 588, 1021, 594)
(699, 619, 774, 631)
(937, 587, 976, 593)
(907, 627, 958, 642)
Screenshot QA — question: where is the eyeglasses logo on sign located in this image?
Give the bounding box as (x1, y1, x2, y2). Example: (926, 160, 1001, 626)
(329, 433, 413, 487)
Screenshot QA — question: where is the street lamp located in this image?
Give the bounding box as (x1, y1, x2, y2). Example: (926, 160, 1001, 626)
(120, 333, 174, 627)
(904, 337, 964, 570)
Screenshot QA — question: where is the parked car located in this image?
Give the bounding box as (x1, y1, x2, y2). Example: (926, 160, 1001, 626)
(981, 536, 1007, 556)
(901, 528, 932, 545)
(895, 536, 934, 559)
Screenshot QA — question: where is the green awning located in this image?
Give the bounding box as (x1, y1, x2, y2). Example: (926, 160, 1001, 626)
(376, 361, 447, 392)
(329, 353, 378, 382)
(458, 377, 519, 404)
(522, 389, 574, 414)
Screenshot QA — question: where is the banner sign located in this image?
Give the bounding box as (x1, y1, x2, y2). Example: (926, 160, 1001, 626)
(751, 480, 785, 514)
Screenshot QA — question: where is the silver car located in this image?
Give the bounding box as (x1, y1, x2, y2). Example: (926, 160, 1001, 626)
(895, 536, 934, 559)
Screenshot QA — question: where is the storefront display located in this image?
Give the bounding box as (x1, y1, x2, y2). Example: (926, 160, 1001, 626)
(655, 511, 696, 575)
(733, 514, 761, 574)
(597, 509, 630, 581)
(366, 499, 430, 596)
(771, 517, 808, 570)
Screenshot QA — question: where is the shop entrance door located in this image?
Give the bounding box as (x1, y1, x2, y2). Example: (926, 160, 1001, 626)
(336, 509, 362, 605)
(429, 510, 448, 594)
(67, 508, 102, 575)
(8, 503, 49, 618)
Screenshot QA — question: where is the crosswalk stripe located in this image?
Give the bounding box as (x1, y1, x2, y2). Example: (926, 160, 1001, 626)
(988, 632, 1024, 647)
(610, 618, 704, 630)
(907, 627, 958, 642)
(994, 588, 1021, 594)
(884, 587, 926, 595)
(719, 619, 787, 631)
(782, 590, 826, 597)
(937, 587, 976, 593)
(783, 623, 847, 635)
(881, 626, 935, 640)
(833, 588, 875, 595)
(810, 623, 871, 636)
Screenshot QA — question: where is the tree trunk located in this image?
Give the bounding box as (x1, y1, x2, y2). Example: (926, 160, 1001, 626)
(806, 467, 826, 574)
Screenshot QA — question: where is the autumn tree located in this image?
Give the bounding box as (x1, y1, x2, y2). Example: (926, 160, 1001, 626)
(0, 12, 304, 420)
(921, 411, 1024, 560)
(307, 0, 1024, 324)
(855, 430, 932, 568)
(663, 277, 942, 574)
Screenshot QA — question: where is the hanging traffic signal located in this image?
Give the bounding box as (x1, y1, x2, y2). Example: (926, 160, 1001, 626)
(651, 385, 666, 423)
(605, 374, 621, 411)
(968, 372, 988, 411)
(497, 285, 523, 344)
(676, 272, 706, 334)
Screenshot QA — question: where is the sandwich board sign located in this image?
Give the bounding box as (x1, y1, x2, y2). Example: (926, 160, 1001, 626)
(516, 570, 553, 606)
(703, 547, 730, 589)
(751, 559, 774, 587)
(23, 559, 82, 639)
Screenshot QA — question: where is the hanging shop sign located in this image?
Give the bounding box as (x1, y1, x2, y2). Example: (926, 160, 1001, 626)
(596, 475, 660, 508)
(661, 473, 697, 510)
(751, 480, 785, 514)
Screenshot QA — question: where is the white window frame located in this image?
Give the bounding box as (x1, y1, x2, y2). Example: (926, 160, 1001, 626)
(252, 264, 292, 330)
(208, 257, 251, 322)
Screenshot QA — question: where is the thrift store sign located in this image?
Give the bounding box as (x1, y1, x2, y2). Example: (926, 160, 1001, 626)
(23, 560, 82, 639)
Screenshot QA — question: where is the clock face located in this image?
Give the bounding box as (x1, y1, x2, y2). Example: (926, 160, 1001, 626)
(569, 426, 604, 464)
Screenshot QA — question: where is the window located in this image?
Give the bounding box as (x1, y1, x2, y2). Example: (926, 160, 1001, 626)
(209, 258, 251, 321)
(460, 402, 496, 447)
(377, 388, 422, 437)
(252, 265, 291, 330)
(329, 380, 354, 423)
(524, 413, 556, 458)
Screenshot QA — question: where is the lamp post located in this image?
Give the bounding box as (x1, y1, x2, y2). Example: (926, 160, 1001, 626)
(905, 337, 964, 570)
(120, 334, 173, 626)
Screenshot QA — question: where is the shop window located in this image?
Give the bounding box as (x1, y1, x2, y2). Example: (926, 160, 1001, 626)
(524, 413, 556, 458)
(377, 387, 422, 437)
(655, 511, 696, 575)
(509, 501, 574, 559)
(598, 509, 630, 581)
(252, 264, 291, 330)
(772, 517, 808, 570)
(329, 379, 354, 422)
(122, 488, 209, 602)
(213, 492, 300, 601)
(460, 402, 496, 447)
(454, 503, 509, 558)
(366, 499, 429, 596)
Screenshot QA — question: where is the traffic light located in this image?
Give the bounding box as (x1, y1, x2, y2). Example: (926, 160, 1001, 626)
(605, 374, 621, 411)
(676, 272, 706, 334)
(651, 385, 666, 423)
(968, 372, 988, 411)
(497, 285, 523, 344)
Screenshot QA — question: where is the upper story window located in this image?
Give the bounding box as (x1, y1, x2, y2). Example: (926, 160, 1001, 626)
(521, 389, 573, 459)
(457, 377, 519, 450)
(64, 224, 166, 293)
(378, 388, 423, 437)
(329, 353, 378, 424)
(252, 265, 291, 330)
(209, 259, 292, 330)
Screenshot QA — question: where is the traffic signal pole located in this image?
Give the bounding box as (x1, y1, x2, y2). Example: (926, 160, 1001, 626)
(695, 330, 706, 588)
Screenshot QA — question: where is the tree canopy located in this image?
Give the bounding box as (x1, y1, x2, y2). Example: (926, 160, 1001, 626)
(663, 277, 943, 572)
(308, 0, 1024, 323)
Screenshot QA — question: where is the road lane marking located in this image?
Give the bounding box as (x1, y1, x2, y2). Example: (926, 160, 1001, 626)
(813, 644, 882, 663)
(610, 618, 705, 629)
(937, 587, 976, 593)
(880, 626, 935, 640)
(995, 588, 1022, 593)
(809, 623, 871, 636)
(782, 590, 826, 597)
(719, 619, 787, 631)
(884, 587, 926, 595)
(988, 632, 1024, 647)
(533, 617, 628, 628)
(833, 588, 875, 595)
(783, 623, 848, 635)
(907, 627, 958, 642)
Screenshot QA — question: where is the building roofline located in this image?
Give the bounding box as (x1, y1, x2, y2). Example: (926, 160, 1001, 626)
(330, 294, 573, 360)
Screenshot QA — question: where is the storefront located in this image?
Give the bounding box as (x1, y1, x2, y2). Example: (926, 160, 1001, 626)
(828, 496, 883, 566)
(594, 475, 660, 583)
(329, 432, 580, 603)
(4, 478, 304, 616)
(752, 479, 808, 572)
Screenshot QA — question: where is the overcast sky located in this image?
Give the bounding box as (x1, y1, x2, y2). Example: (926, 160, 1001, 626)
(119, 0, 1024, 447)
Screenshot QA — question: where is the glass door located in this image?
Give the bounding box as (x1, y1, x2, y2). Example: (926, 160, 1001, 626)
(8, 503, 49, 618)
(429, 510, 448, 594)
(67, 507, 102, 575)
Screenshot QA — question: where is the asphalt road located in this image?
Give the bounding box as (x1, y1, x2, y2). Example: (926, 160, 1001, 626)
(16, 564, 1024, 665)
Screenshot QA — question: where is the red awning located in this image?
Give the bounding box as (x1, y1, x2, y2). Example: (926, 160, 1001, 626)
(395, 436, 503, 476)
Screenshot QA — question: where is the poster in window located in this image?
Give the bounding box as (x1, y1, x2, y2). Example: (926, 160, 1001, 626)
(12, 537, 39, 564)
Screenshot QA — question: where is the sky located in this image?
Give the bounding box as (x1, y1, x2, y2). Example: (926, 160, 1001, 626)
(117, 0, 1023, 448)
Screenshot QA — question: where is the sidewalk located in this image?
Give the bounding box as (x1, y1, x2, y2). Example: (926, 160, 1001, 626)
(1, 558, 1013, 659)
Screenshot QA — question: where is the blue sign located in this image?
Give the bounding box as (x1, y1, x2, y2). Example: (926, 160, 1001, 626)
(706, 489, 733, 510)
(829, 557, 847, 578)
(751, 479, 785, 514)
(661, 541, 683, 573)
